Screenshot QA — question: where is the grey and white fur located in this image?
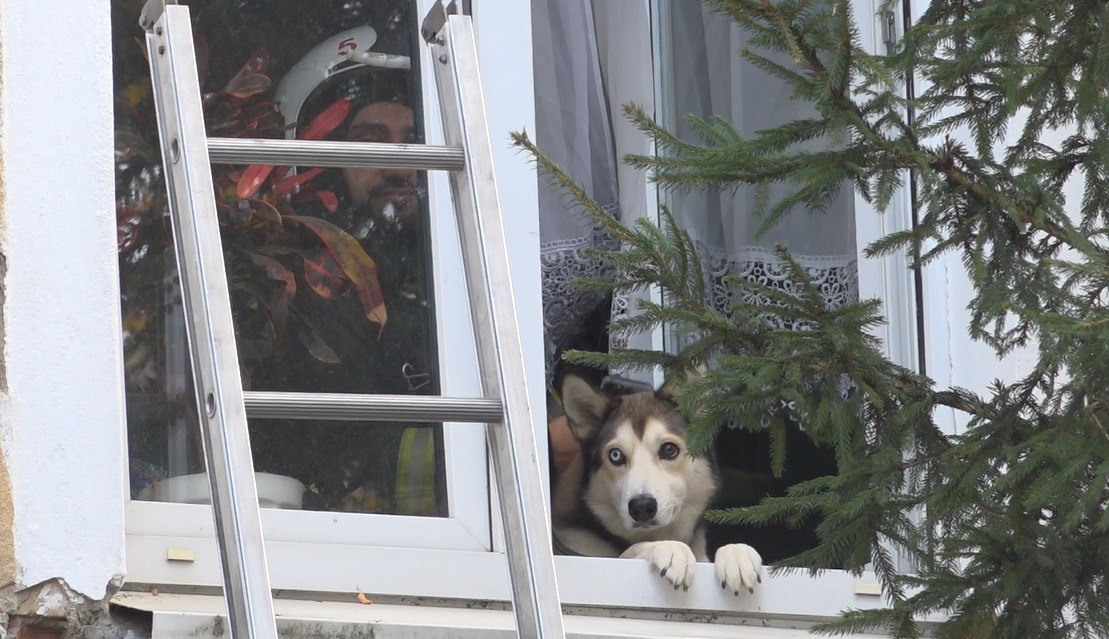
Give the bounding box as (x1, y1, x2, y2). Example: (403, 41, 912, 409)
(552, 374, 763, 594)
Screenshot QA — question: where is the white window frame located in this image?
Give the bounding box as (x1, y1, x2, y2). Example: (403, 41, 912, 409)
(123, 0, 547, 590)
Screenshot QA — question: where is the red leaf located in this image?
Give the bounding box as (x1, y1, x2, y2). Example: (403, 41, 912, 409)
(301, 247, 349, 300)
(237, 163, 276, 199)
(248, 251, 296, 296)
(316, 190, 339, 212)
(249, 198, 283, 224)
(231, 94, 340, 201)
(251, 245, 298, 259)
(222, 48, 270, 95)
(286, 215, 387, 329)
(298, 98, 351, 140)
(225, 73, 271, 99)
(273, 167, 324, 198)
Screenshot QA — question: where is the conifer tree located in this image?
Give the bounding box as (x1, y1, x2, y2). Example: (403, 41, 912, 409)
(515, 0, 1108, 636)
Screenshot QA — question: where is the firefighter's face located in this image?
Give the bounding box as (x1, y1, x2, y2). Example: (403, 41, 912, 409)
(341, 102, 418, 221)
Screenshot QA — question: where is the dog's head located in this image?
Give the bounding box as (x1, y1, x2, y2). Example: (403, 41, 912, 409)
(560, 374, 718, 540)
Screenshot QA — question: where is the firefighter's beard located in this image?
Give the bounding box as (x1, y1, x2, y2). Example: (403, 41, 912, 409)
(350, 182, 425, 242)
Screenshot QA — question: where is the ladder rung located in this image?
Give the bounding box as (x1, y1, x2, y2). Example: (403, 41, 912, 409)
(207, 138, 466, 171)
(243, 391, 502, 423)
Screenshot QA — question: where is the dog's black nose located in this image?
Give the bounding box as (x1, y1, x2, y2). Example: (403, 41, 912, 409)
(628, 495, 658, 522)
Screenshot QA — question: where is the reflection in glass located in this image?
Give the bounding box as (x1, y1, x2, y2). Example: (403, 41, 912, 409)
(114, 0, 446, 516)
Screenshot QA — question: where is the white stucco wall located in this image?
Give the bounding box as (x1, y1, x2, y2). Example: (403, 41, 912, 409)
(0, 0, 127, 600)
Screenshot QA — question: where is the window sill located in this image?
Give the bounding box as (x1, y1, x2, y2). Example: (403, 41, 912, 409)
(112, 591, 896, 638)
(128, 530, 886, 620)
(555, 556, 886, 619)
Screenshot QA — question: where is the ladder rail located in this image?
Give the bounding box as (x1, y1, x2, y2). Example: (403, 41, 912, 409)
(146, 8, 280, 639)
(425, 9, 566, 639)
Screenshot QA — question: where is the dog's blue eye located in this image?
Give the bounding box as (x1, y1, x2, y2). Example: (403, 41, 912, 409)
(607, 448, 626, 466)
(659, 442, 680, 460)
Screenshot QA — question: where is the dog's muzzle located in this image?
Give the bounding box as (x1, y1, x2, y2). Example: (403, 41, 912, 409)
(628, 494, 658, 524)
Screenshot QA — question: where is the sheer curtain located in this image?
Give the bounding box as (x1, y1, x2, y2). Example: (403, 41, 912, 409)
(666, 3, 859, 330)
(532, 0, 858, 382)
(531, 0, 654, 381)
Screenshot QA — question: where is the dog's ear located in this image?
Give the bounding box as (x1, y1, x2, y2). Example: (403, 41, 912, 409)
(560, 374, 613, 443)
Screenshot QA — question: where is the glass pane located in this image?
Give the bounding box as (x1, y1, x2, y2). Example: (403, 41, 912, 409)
(114, 0, 446, 517)
(662, 3, 851, 565)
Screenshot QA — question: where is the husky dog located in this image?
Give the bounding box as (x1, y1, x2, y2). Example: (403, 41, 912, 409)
(552, 374, 763, 594)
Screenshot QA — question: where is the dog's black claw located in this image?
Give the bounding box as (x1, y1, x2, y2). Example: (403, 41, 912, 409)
(757, 575, 762, 584)
(682, 585, 689, 592)
(660, 567, 668, 578)
(734, 590, 740, 596)
(748, 587, 754, 594)
(721, 580, 727, 589)
(674, 583, 680, 591)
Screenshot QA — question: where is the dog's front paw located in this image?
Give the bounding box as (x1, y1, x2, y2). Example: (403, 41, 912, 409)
(621, 540, 697, 591)
(714, 543, 763, 595)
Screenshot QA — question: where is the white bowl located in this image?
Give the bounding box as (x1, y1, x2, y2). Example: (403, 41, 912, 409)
(138, 472, 306, 510)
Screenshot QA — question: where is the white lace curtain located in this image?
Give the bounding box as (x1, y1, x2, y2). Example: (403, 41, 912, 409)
(666, 2, 859, 331)
(532, 0, 859, 381)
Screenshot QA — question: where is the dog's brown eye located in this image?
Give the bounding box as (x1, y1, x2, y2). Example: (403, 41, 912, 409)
(659, 442, 680, 460)
(607, 448, 626, 466)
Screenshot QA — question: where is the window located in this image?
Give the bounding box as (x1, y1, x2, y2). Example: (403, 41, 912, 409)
(112, 0, 916, 622)
(533, 0, 920, 615)
(116, 0, 521, 593)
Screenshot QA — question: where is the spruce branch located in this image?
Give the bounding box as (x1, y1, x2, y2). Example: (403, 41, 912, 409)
(518, 0, 1109, 635)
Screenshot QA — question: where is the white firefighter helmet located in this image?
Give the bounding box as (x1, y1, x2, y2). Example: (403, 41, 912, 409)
(274, 25, 412, 139)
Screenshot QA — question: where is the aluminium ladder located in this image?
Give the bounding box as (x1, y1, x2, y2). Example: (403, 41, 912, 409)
(140, 2, 565, 638)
